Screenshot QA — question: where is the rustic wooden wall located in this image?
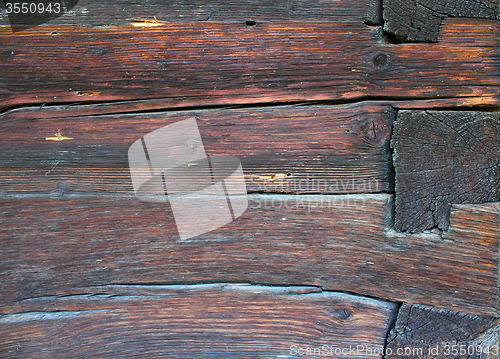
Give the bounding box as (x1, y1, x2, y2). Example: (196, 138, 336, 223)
(1, 0, 499, 357)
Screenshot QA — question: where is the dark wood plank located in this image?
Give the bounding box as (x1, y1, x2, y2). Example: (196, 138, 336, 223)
(0, 18, 498, 110)
(386, 303, 498, 359)
(392, 110, 500, 233)
(0, 194, 499, 315)
(0, 0, 373, 27)
(384, 0, 499, 42)
(0, 284, 397, 358)
(0, 103, 394, 195)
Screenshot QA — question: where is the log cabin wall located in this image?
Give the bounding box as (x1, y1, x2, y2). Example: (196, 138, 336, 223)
(1, 0, 499, 358)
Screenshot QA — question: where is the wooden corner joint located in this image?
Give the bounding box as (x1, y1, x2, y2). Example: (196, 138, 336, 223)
(390, 110, 500, 315)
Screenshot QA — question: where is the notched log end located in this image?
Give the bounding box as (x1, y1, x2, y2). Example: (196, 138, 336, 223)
(386, 303, 499, 357)
(392, 110, 500, 233)
(365, 0, 384, 26)
(383, 0, 499, 43)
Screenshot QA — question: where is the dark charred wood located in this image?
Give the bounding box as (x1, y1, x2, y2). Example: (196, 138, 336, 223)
(386, 303, 499, 359)
(384, 0, 499, 42)
(392, 110, 500, 233)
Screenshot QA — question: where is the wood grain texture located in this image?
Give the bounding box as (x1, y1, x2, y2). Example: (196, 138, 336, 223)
(392, 110, 500, 233)
(0, 284, 397, 358)
(1, 0, 499, 353)
(1, 194, 499, 315)
(0, 103, 395, 195)
(386, 303, 498, 359)
(0, 18, 498, 110)
(384, 0, 499, 42)
(0, 0, 374, 26)
(472, 322, 500, 359)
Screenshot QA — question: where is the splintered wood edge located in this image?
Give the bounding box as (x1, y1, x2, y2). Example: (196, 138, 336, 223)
(0, 283, 397, 314)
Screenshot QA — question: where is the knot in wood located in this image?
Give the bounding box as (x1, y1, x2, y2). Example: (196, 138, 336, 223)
(372, 52, 391, 69)
(361, 118, 392, 146)
(332, 307, 353, 321)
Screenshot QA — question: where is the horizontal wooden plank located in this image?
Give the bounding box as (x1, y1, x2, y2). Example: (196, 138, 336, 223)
(0, 0, 373, 26)
(0, 194, 499, 315)
(392, 110, 500, 232)
(0, 284, 397, 358)
(386, 303, 498, 359)
(0, 103, 394, 195)
(0, 18, 498, 110)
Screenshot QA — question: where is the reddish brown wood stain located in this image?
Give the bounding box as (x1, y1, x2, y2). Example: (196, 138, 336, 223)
(1, 0, 500, 356)
(0, 19, 499, 110)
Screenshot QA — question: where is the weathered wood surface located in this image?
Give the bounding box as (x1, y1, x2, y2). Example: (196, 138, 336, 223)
(0, 0, 375, 25)
(386, 303, 498, 359)
(473, 322, 500, 359)
(392, 111, 500, 233)
(384, 0, 499, 42)
(1, 194, 499, 315)
(0, 103, 394, 195)
(0, 18, 498, 110)
(0, 284, 397, 358)
(1, 0, 500, 354)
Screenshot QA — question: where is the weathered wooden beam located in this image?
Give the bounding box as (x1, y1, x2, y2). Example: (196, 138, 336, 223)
(0, 18, 498, 110)
(384, 0, 499, 42)
(392, 110, 500, 233)
(0, 284, 397, 358)
(0, 103, 394, 195)
(0, 195, 499, 315)
(386, 303, 498, 358)
(0, 0, 373, 26)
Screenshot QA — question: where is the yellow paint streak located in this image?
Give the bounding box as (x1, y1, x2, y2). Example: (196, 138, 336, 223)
(130, 18, 168, 27)
(45, 129, 73, 141)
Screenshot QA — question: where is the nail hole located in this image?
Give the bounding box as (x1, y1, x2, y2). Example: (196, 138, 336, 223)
(51, 32, 58, 36)
(286, 172, 292, 177)
(245, 20, 257, 27)
(345, 129, 351, 133)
